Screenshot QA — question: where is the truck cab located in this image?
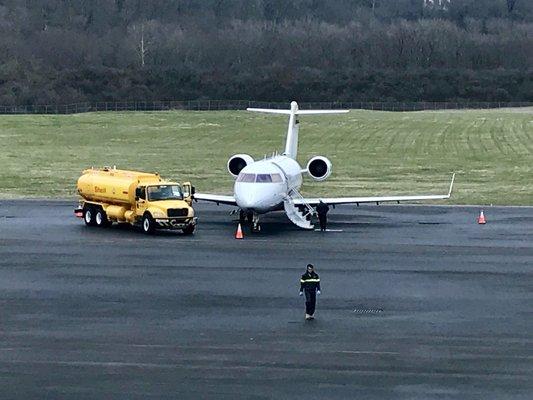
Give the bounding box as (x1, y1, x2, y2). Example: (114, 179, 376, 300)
(134, 182, 196, 234)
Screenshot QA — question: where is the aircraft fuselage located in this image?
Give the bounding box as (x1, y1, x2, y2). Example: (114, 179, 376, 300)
(234, 155, 303, 213)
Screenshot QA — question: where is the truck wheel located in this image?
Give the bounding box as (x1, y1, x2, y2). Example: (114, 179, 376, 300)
(95, 209, 111, 227)
(83, 207, 96, 226)
(142, 213, 155, 234)
(182, 224, 195, 235)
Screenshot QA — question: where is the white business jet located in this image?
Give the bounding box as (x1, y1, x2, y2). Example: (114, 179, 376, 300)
(195, 101, 455, 231)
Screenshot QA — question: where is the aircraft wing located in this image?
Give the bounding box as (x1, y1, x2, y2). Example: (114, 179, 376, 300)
(294, 173, 455, 207)
(194, 193, 237, 206)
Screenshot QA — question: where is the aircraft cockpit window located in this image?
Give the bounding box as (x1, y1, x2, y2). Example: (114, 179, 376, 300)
(256, 174, 273, 183)
(237, 173, 255, 183)
(237, 173, 281, 183)
(271, 173, 282, 182)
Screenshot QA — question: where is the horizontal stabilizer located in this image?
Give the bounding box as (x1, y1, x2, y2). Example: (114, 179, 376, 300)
(248, 101, 350, 159)
(246, 108, 292, 115)
(297, 110, 350, 115)
(246, 108, 349, 115)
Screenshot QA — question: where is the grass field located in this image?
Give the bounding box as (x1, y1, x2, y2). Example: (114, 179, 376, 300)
(0, 108, 532, 205)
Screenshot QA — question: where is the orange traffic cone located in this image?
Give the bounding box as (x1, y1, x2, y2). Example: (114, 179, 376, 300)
(477, 210, 486, 224)
(235, 223, 244, 239)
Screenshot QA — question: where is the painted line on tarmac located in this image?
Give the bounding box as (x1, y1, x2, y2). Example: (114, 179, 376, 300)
(139, 239, 273, 243)
(6, 360, 176, 369)
(338, 350, 399, 355)
(314, 229, 344, 232)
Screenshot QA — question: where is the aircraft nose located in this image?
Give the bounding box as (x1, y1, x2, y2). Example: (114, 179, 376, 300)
(238, 192, 256, 208)
(235, 183, 255, 208)
(235, 181, 285, 211)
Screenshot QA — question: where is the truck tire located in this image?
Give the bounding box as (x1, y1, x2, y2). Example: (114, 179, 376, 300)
(95, 209, 111, 227)
(83, 206, 96, 226)
(142, 213, 155, 234)
(182, 224, 195, 235)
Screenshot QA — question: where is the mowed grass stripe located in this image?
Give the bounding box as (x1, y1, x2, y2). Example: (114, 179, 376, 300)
(0, 109, 531, 205)
(514, 119, 533, 154)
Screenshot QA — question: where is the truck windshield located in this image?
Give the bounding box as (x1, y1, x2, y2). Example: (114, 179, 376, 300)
(147, 185, 183, 201)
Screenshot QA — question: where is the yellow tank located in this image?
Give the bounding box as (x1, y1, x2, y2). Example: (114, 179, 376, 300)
(77, 167, 162, 205)
(75, 167, 197, 235)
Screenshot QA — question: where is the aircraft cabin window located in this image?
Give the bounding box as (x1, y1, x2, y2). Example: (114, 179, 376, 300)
(237, 173, 255, 183)
(256, 174, 273, 183)
(271, 173, 282, 182)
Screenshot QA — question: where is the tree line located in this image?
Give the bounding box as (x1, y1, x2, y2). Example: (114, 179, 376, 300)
(0, 0, 531, 105)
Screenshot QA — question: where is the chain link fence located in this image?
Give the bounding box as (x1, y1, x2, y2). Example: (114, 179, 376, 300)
(0, 100, 532, 114)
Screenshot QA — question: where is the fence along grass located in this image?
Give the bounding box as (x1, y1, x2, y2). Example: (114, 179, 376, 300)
(1, 100, 533, 114)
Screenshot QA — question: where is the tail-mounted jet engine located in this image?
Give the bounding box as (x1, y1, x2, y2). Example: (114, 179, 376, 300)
(306, 156, 332, 181)
(227, 154, 254, 178)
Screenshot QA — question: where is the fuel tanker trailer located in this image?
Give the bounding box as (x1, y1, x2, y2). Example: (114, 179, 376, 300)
(74, 167, 197, 234)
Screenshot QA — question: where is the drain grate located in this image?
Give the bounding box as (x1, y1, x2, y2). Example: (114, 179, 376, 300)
(352, 308, 383, 314)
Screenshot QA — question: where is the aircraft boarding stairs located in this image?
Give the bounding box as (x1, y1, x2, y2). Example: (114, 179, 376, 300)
(284, 190, 315, 230)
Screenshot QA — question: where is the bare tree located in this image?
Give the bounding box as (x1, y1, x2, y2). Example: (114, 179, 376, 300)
(128, 22, 151, 68)
(139, 24, 148, 67)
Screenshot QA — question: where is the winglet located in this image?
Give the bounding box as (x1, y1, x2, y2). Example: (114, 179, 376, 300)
(447, 173, 456, 198)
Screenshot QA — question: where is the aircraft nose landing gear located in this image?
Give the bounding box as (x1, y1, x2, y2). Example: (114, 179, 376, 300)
(252, 212, 261, 232)
(238, 210, 261, 232)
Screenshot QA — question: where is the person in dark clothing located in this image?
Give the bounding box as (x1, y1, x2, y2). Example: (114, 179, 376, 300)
(315, 200, 330, 231)
(299, 264, 321, 320)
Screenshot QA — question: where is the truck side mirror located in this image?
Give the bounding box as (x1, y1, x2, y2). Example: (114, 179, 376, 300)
(182, 182, 192, 200)
(191, 186, 196, 196)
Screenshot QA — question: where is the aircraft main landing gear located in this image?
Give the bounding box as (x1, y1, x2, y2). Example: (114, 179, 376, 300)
(251, 212, 261, 233)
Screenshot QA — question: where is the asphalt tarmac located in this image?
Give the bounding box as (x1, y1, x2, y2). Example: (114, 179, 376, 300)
(0, 200, 531, 399)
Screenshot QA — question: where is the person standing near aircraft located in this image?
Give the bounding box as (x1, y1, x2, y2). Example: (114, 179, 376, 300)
(315, 200, 330, 231)
(299, 264, 321, 320)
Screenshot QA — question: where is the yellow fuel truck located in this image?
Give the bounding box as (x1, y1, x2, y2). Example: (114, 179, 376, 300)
(74, 167, 197, 234)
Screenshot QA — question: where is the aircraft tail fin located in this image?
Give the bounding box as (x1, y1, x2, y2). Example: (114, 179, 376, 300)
(246, 102, 349, 159)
